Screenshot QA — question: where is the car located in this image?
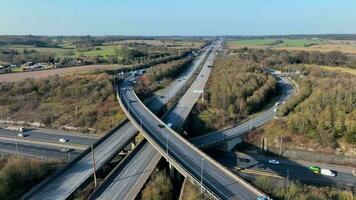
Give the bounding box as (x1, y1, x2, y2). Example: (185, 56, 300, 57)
(160, 96, 165, 99)
(167, 123, 173, 128)
(309, 166, 321, 174)
(268, 159, 279, 164)
(59, 138, 69, 143)
(158, 124, 165, 128)
(129, 99, 135, 103)
(275, 102, 280, 106)
(16, 127, 26, 132)
(200, 75, 204, 77)
(17, 133, 28, 137)
(352, 170, 356, 176)
(121, 87, 126, 91)
(60, 148, 72, 153)
(273, 108, 278, 112)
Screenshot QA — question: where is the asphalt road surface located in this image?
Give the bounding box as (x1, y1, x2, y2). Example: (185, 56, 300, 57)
(0, 127, 98, 146)
(190, 76, 294, 149)
(0, 141, 81, 161)
(212, 151, 356, 187)
(117, 42, 267, 200)
(23, 45, 211, 200)
(89, 42, 218, 200)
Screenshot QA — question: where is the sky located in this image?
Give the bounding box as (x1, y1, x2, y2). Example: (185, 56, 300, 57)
(0, 0, 355, 36)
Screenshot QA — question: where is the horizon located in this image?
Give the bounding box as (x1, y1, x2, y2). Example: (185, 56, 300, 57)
(1, 0, 356, 36)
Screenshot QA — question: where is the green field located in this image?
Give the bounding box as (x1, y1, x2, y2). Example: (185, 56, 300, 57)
(75, 45, 121, 58)
(230, 38, 325, 47)
(230, 39, 279, 46)
(274, 39, 325, 47)
(6, 45, 75, 57)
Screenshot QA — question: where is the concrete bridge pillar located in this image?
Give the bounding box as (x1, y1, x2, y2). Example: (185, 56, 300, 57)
(214, 136, 243, 152)
(168, 162, 183, 182)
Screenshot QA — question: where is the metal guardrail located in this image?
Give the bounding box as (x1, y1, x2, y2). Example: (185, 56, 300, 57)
(22, 118, 132, 200)
(117, 65, 267, 200)
(88, 140, 150, 199)
(87, 47, 215, 200)
(23, 46, 213, 200)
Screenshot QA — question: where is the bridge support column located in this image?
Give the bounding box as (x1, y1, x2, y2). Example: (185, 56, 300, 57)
(168, 162, 183, 182)
(214, 136, 243, 152)
(169, 163, 175, 178)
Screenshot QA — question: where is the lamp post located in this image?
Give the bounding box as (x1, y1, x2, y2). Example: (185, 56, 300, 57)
(166, 134, 169, 163)
(200, 157, 205, 197)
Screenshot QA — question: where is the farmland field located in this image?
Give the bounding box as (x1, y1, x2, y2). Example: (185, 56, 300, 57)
(0, 64, 123, 82)
(4, 45, 75, 57)
(305, 64, 356, 76)
(228, 38, 356, 55)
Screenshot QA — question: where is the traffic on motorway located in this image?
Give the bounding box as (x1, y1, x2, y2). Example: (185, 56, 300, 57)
(212, 151, 356, 188)
(118, 41, 270, 200)
(89, 42, 217, 200)
(23, 43, 213, 200)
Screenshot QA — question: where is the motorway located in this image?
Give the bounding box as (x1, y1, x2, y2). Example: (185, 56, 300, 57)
(190, 76, 294, 149)
(211, 151, 356, 187)
(88, 41, 219, 200)
(0, 127, 98, 146)
(23, 45, 211, 200)
(0, 141, 81, 160)
(0, 127, 95, 161)
(117, 41, 267, 200)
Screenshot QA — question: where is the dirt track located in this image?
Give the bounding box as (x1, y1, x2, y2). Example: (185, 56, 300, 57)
(0, 64, 122, 82)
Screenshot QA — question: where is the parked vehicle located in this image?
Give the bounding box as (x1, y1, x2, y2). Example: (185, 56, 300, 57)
(167, 123, 173, 128)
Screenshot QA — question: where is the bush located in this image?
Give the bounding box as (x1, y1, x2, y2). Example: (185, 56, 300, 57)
(0, 158, 55, 200)
(142, 170, 173, 200)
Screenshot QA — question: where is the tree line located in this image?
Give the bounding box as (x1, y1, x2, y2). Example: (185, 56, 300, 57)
(232, 47, 356, 68)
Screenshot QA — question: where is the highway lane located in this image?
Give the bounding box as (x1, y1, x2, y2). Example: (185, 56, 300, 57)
(212, 151, 356, 187)
(89, 42, 218, 200)
(0, 127, 98, 146)
(117, 43, 268, 200)
(190, 76, 294, 149)
(0, 141, 81, 160)
(23, 46, 210, 200)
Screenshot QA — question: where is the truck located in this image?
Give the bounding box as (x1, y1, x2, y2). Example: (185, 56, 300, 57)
(321, 168, 336, 177)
